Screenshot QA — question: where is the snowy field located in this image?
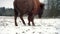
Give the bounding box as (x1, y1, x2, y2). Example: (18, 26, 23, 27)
(0, 16, 60, 34)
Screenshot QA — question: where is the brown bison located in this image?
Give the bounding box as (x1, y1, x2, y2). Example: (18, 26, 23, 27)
(14, 0, 44, 26)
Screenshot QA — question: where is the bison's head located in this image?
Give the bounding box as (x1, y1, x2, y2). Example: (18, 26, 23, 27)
(38, 3, 45, 18)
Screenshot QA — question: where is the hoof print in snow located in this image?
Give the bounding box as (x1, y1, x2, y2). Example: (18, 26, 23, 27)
(26, 29, 30, 32)
(28, 29, 30, 30)
(19, 21, 21, 22)
(22, 31, 25, 33)
(48, 24, 53, 26)
(32, 32, 35, 33)
(6, 23, 8, 26)
(37, 25, 41, 26)
(55, 32, 58, 34)
(16, 33, 18, 34)
(39, 32, 41, 34)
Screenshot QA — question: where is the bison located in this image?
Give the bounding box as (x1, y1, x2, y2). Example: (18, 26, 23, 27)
(14, 0, 44, 26)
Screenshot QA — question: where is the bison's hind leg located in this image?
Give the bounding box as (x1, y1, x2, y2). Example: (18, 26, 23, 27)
(14, 9, 18, 26)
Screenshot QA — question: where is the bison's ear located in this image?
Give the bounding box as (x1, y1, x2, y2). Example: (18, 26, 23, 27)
(43, 4, 45, 6)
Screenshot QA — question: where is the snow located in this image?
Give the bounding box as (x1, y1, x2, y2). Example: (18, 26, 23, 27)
(0, 16, 60, 34)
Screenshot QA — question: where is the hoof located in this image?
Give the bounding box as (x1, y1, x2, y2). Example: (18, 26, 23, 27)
(32, 24, 35, 26)
(15, 24, 18, 26)
(15, 23, 18, 26)
(24, 24, 26, 26)
(28, 23, 31, 26)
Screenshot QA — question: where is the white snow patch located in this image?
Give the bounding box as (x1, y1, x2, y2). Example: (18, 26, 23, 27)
(0, 16, 60, 34)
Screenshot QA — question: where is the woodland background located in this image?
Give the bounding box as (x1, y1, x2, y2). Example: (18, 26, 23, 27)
(0, 0, 60, 18)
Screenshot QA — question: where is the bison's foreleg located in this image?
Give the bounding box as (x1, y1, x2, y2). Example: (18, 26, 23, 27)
(31, 15, 35, 26)
(28, 15, 31, 26)
(28, 13, 35, 26)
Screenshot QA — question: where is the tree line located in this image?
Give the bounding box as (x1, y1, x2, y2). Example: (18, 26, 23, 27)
(0, 7, 14, 16)
(0, 0, 60, 18)
(42, 0, 60, 18)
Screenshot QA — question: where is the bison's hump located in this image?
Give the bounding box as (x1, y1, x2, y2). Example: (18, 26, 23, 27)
(14, 0, 34, 12)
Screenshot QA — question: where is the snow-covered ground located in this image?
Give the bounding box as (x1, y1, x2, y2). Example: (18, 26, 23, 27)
(0, 16, 60, 34)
